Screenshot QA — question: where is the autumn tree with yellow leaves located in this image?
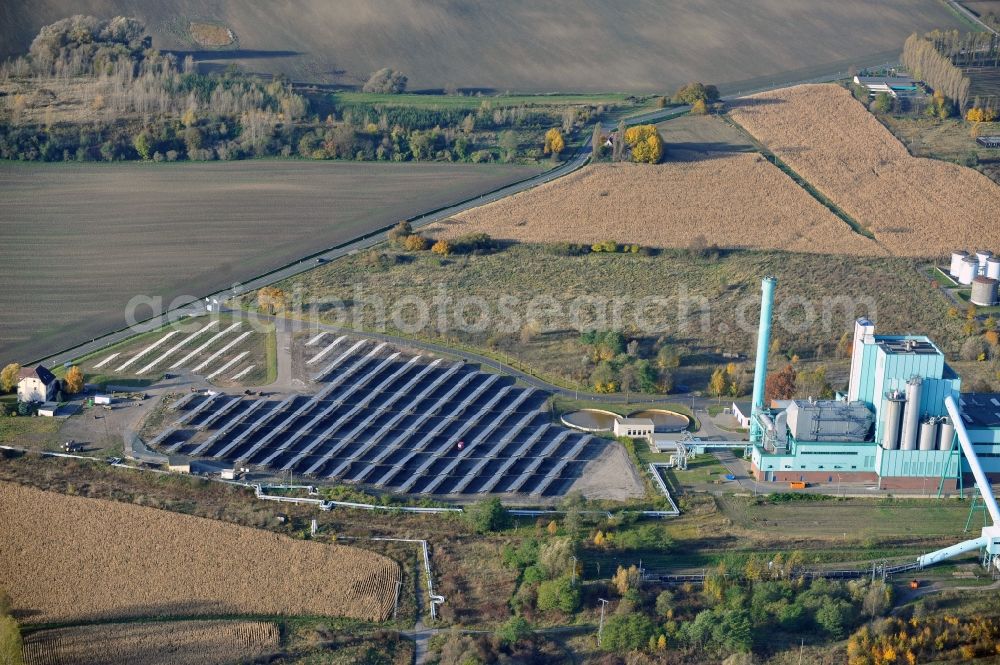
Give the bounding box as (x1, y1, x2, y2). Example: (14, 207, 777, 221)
(623, 124, 664, 163)
(257, 287, 286, 315)
(0, 364, 20, 393)
(64, 366, 84, 394)
(543, 128, 565, 158)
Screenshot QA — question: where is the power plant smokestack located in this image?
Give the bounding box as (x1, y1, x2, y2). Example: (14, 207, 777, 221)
(750, 277, 777, 444)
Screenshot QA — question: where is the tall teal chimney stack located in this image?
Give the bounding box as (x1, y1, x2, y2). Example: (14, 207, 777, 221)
(750, 277, 777, 443)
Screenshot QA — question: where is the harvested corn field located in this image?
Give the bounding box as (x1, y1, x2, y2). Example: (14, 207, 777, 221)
(22, 620, 279, 665)
(0, 482, 398, 624)
(432, 157, 883, 256)
(728, 84, 1000, 257)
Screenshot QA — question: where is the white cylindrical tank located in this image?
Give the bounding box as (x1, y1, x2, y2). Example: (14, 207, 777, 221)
(881, 391, 905, 450)
(987, 257, 1000, 281)
(950, 250, 969, 277)
(900, 377, 923, 451)
(919, 418, 938, 451)
(938, 417, 956, 451)
(977, 250, 993, 272)
(971, 276, 999, 306)
(959, 256, 979, 285)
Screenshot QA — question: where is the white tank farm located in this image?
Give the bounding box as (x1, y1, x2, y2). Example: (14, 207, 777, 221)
(938, 417, 956, 451)
(950, 250, 969, 277)
(918, 419, 938, 451)
(987, 257, 1000, 281)
(971, 276, 999, 306)
(959, 255, 980, 285)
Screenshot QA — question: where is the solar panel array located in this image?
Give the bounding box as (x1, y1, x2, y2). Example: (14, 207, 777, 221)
(149, 339, 603, 496)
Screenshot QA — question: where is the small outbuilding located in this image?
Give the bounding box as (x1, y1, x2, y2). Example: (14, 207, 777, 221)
(17, 365, 58, 403)
(732, 401, 752, 429)
(613, 417, 655, 439)
(852, 75, 917, 98)
(37, 402, 59, 417)
(167, 456, 191, 474)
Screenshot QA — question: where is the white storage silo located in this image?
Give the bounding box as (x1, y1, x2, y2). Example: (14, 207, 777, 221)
(977, 250, 993, 272)
(918, 418, 938, 451)
(959, 255, 979, 285)
(987, 257, 1000, 281)
(881, 391, 905, 450)
(971, 276, 999, 306)
(950, 250, 969, 277)
(900, 377, 923, 451)
(938, 417, 955, 451)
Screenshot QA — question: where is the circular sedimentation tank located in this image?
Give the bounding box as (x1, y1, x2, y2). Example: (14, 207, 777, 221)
(628, 409, 690, 432)
(560, 409, 620, 432)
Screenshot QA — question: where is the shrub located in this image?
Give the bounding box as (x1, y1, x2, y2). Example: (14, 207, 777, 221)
(600, 613, 655, 651)
(465, 498, 509, 533)
(431, 239, 452, 256)
(496, 616, 531, 645)
(402, 234, 429, 251)
(387, 221, 412, 246)
(362, 68, 407, 94)
(672, 82, 720, 104)
(452, 232, 499, 255)
(545, 242, 590, 256)
(536, 576, 580, 614)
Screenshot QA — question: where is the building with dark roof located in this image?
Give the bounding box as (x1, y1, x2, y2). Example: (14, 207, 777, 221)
(17, 365, 58, 403)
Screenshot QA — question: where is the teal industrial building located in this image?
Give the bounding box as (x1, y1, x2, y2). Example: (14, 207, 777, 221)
(748, 288, 1000, 491)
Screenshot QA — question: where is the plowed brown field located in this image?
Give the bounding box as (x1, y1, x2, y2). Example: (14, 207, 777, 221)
(0, 482, 398, 624)
(22, 620, 279, 665)
(728, 84, 1000, 257)
(431, 157, 883, 256)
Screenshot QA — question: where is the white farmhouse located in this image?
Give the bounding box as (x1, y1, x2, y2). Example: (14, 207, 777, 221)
(17, 365, 58, 403)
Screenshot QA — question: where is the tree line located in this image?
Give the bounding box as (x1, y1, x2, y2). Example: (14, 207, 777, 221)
(0, 16, 607, 164)
(901, 30, 1000, 112)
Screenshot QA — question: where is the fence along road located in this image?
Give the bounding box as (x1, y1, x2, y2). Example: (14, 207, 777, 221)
(37, 61, 892, 370)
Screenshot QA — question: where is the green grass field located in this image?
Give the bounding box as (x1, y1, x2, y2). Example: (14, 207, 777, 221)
(718, 494, 973, 541)
(332, 91, 641, 109)
(275, 242, 964, 391)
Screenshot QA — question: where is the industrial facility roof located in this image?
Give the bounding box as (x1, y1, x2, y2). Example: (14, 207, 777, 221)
(958, 393, 1000, 428)
(875, 337, 940, 356)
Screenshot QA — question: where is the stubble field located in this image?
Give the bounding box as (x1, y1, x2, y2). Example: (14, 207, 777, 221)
(0, 481, 399, 623)
(431, 155, 882, 256)
(728, 84, 1000, 257)
(0, 1, 962, 92)
(22, 620, 279, 665)
(0, 160, 540, 365)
